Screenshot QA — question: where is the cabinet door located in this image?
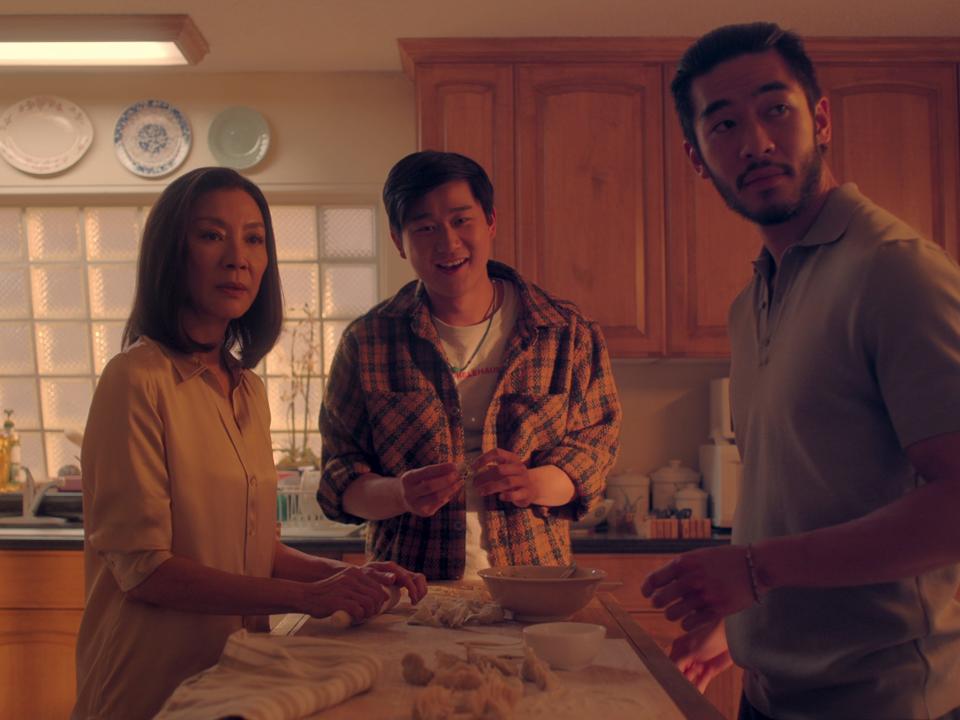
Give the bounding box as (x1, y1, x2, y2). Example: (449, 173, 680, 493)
(415, 63, 516, 266)
(516, 64, 665, 356)
(665, 97, 763, 357)
(819, 64, 959, 259)
(0, 609, 82, 719)
(0, 550, 85, 608)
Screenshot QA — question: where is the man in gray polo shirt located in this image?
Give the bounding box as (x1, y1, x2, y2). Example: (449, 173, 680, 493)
(641, 22, 960, 720)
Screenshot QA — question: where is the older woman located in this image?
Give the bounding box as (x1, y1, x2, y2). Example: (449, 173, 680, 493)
(72, 167, 425, 720)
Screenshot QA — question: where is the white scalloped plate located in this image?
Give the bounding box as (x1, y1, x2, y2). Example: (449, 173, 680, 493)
(113, 99, 191, 178)
(208, 106, 270, 169)
(0, 95, 93, 175)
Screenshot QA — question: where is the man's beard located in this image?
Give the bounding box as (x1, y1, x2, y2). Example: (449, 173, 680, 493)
(707, 145, 823, 226)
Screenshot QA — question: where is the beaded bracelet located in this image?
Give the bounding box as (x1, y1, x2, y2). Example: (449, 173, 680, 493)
(744, 544, 762, 603)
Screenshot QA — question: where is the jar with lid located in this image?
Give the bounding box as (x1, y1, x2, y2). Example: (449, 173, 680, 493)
(650, 459, 700, 511)
(605, 471, 650, 533)
(675, 486, 709, 519)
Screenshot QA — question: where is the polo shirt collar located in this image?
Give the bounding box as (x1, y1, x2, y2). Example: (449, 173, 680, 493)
(798, 183, 863, 250)
(752, 183, 863, 279)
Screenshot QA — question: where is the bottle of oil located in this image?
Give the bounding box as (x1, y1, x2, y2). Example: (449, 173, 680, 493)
(2, 410, 20, 491)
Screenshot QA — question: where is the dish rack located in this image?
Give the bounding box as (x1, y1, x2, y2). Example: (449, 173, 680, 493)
(276, 488, 326, 527)
(276, 470, 364, 538)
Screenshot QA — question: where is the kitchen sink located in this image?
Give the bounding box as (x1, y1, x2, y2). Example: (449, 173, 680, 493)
(0, 515, 82, 530)
(0, 525, 83, 538)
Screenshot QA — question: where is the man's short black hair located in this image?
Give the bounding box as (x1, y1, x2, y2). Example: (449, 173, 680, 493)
(382, 151, 494, 234)
(672, 22, 822, 151)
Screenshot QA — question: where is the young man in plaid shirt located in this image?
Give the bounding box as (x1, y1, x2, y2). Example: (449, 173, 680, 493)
(318, 151, 622, 580)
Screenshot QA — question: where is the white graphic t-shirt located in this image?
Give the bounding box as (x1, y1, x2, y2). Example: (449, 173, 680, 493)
(432, 280, 518, 579)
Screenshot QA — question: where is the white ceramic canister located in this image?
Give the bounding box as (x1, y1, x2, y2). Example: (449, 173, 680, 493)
(605, 471, 651, 533)
(675, 485, 709, 519)
(650, 459, 700, 511)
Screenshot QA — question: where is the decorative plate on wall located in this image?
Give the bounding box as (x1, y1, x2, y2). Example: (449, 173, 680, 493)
(208, 106, 270, 169)
(113, 99, 191, 178)
(0, 95, 93, 175)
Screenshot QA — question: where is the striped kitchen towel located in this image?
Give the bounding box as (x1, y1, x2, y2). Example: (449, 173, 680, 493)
(154, 629, 381, 720)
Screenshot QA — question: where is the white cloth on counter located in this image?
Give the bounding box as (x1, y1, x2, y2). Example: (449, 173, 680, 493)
(154, 629, 381, 720)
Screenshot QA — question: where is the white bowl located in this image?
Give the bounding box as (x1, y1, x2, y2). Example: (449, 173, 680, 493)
(522, 622, 606, 670)
(571, 498, 615, 529)
(478, 565, 606, 621)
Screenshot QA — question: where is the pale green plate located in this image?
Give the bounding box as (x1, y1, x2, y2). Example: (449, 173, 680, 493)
(208, 106, 270, 169)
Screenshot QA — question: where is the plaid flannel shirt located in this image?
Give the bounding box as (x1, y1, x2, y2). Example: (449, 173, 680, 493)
(317, 262, 621, 580)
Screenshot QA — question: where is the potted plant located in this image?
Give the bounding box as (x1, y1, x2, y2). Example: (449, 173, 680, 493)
(275, 306, 322, 471)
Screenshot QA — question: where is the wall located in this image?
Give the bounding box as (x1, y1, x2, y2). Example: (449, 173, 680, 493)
(0, 69, 728, 480)
(0, 70, 416, 295)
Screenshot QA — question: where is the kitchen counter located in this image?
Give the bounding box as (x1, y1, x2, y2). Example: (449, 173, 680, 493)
(0, 525, 730, 553)
(1, 490, 730, 553)
(255, 591, 723, 719)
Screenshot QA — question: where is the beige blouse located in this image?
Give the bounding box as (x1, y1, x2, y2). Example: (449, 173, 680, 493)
(72, 337, 278, 720)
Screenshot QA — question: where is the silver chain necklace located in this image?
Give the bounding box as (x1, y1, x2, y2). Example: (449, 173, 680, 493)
(441, 280, 499, 374)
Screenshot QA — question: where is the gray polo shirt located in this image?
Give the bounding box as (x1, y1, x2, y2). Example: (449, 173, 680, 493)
(727, 184, 960, 720)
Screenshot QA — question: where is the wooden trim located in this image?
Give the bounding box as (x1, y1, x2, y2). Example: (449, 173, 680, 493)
(0, 14, 209, 65)
(398, 37, 960, 75)
(0, 550, 84, 609)
(599, 593, 726, 720)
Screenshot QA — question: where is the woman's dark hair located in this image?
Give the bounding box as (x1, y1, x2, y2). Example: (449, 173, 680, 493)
(672, 22, 822, 152)
(123, 166, 283, 368)
(382, 151, 495, 234)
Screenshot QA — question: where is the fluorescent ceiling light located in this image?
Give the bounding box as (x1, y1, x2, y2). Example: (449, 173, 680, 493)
(0, 15, 209, 67)
(0, 42, 188, 66)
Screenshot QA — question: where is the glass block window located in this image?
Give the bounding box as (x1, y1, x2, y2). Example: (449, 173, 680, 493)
(0, 202, 379, 479)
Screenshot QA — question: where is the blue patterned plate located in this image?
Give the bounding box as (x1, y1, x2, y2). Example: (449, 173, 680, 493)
(208, 106, 270, 169)
(113, 99, 191, 178)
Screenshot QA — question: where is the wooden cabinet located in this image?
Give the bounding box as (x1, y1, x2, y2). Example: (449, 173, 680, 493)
(402, 38, 960, 358)
(415, 63, 516, 266)
(0, 545, 354, 719)
(819, 63, 959, 259)
(411, 56, 666, 356)
(0, 550, 84, 720)
(666, 58, 960, 356)
(664, 112, 763, 356)
(515, 64, 665, 355)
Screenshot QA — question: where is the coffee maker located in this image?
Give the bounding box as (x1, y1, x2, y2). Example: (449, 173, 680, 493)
(699, 378, 742, 529)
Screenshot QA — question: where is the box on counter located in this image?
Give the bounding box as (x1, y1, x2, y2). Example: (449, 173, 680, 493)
(636, 516, 712, 539)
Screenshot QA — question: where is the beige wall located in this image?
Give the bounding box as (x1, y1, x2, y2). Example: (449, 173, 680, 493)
(1, 70, 727, 479)
(0, 70, 417, 295)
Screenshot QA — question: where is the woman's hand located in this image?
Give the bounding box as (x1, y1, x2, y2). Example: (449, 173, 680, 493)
(669, 619, 734, 693)
(640, 545, 758, 632)
(473, 449, 537, 507)
(360, 560, 428, 604)
(399, 462, 463, 517)
(298, 565, 389, 622)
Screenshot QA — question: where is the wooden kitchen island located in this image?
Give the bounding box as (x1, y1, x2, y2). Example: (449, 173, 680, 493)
(270, 591, 724, 720)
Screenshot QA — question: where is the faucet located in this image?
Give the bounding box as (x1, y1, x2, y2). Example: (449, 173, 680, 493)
(0, 466, 68, 526)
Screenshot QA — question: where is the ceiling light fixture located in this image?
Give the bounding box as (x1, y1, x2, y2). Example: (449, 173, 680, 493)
(0, 14, 209, 67)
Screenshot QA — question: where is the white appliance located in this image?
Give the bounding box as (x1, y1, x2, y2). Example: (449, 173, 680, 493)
(708, 377, 735, 442)
(699, 442, 742, 528)
(700, 377, 742, 528)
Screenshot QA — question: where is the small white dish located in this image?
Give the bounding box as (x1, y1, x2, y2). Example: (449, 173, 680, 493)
(114, 99, 191, 178)
(0, 95, 93, 175)
(208, 106, 270, 169)
(522, 621, 606, 670)
(572, 497, 615, 529)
